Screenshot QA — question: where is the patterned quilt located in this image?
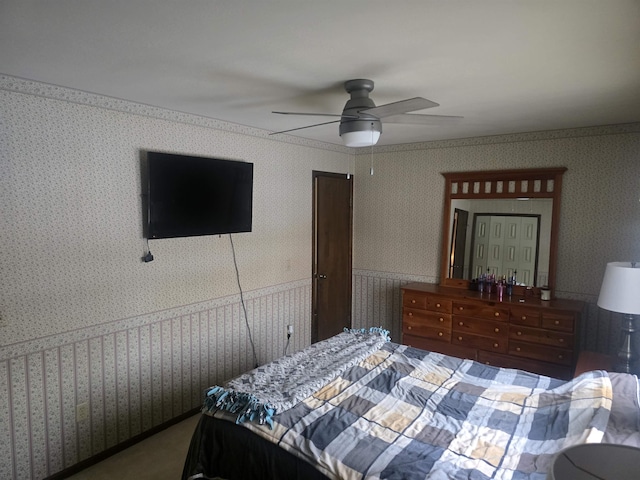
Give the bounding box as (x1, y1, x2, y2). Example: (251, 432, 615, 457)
(218, 342, 613, 480)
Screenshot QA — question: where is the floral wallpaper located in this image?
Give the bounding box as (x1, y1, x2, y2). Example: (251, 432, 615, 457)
(353, 126, 640, 298)
(0, 76, 344, 479)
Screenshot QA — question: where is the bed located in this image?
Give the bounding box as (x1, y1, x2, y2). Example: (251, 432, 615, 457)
(182, 329, 640, 480)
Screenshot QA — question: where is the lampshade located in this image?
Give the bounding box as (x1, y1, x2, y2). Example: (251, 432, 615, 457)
(597, 262, 640, 315)
(341, 129, 381, 148)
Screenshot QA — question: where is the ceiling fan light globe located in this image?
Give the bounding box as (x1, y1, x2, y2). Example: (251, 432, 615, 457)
(341, 130, 381, 147)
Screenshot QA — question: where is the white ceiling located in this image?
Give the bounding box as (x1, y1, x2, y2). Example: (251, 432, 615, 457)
(1, 1, 639, 147)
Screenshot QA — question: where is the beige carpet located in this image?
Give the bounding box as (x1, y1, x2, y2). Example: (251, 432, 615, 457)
(67, 413, 201, 480)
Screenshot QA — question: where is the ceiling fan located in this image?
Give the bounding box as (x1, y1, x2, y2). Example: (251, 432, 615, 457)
(271, 79, 462, 147)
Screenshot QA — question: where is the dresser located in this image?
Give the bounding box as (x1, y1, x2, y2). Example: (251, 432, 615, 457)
(401, 282, 585, 379)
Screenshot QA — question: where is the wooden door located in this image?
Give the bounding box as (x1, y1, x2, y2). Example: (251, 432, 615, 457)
(312, 172, 353, 342)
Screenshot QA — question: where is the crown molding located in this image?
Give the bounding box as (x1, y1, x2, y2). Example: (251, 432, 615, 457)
(3, 74, 638, 155)
(361, 122, 640, 154)
(0, 74, 350, 153)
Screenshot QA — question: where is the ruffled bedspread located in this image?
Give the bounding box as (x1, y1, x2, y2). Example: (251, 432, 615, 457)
(202, 327, 390, 428)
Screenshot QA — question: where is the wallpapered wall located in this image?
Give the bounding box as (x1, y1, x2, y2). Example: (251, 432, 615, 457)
(1, 75, 640, 479)
(0, 78, 348, 479)
(1, 85, 348, 345)
(353, 129, 640, 290)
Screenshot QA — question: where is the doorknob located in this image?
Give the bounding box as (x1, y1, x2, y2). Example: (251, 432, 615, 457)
(318, 274, 327, 279)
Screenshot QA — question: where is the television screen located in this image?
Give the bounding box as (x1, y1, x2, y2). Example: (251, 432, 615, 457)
(146, 152, 253, 239)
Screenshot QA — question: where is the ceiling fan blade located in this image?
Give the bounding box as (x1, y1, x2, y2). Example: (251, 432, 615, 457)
(361, 97, 439, 118)
(272, 111, 359, 119)
(269, 119, 341, 135)
(383, 113, 463, 125)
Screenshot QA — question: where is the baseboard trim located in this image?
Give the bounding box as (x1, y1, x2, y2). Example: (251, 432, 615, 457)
(44, 407, 202, 480)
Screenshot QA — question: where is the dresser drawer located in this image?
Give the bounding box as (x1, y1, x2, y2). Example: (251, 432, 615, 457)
(509, 307, 541, 327)
(509, 340, 572, 366)
(452, 333, 507, 353)
(509, 325, 574, 349)
(541, 312, 575, 332)
(404, 308, 451, 326)
(453, 301, 509, 321)
(453, 316, 508, 338)
(403, 291, 427, 309)
(403, 321, 451, 342)
(404, 292, 452, 313)
(426, 297, 452, 313)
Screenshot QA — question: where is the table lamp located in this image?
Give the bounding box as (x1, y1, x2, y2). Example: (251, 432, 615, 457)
(597, 261, 640, 374)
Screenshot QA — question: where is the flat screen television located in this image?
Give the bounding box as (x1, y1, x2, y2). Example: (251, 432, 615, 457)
(146, 152, 253, 239)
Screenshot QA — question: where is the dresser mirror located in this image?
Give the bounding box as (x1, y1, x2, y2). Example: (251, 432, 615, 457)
(439, 168, 566, 292)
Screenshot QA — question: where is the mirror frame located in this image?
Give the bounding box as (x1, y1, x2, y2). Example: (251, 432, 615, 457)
(439, 167, 567, 292)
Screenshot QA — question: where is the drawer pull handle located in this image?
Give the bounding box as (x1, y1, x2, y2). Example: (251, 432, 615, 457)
(438, 332, 443, 337)
(558, 354, 564, 360)
(459, 321, 464, 326)
(436, 303, 441, 308)
(493, 343, 499, 348)
(494, 328, 500, 333)
(408, 326, 412, 330)
(439, 318, 444, 323)
(516, 347, 521, 352)
(458, 307, 464, 311)
(408, 312, 413, 317)
(411, 299, 416, 304)
(517, 331, 522, 336)
(521, 315, 527, 320)
(458, 336, 463, 341)
(558, 338, 564, 343)
(554, 320, 560, 325)
(494, 312, 500, 317)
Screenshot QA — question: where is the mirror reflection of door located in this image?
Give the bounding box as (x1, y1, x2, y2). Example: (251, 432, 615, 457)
(448, 198, 552, 286)
(449, 208, 469, 278)
(470, 214, 540, 285)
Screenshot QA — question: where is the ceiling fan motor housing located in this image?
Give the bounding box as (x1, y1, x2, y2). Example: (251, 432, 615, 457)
(339, 79, 382, 138)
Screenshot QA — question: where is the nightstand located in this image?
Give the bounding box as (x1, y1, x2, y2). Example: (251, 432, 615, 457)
(574, 351, 616, 377)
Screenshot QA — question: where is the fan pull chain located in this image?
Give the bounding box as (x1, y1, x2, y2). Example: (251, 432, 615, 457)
(370, 123, 374, 176)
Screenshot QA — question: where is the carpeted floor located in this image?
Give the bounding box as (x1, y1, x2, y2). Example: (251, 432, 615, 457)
(66, 413, 201, 480)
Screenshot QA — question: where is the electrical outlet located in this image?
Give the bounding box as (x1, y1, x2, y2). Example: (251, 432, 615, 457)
(287, 325, 294, 335)
(76, 402, 89, 422)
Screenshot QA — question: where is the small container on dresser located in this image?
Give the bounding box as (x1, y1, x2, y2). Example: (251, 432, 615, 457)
(401, 282, 585, 380)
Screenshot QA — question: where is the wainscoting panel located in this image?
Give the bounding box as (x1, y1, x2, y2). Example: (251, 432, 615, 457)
(0, 280, 311, 480)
